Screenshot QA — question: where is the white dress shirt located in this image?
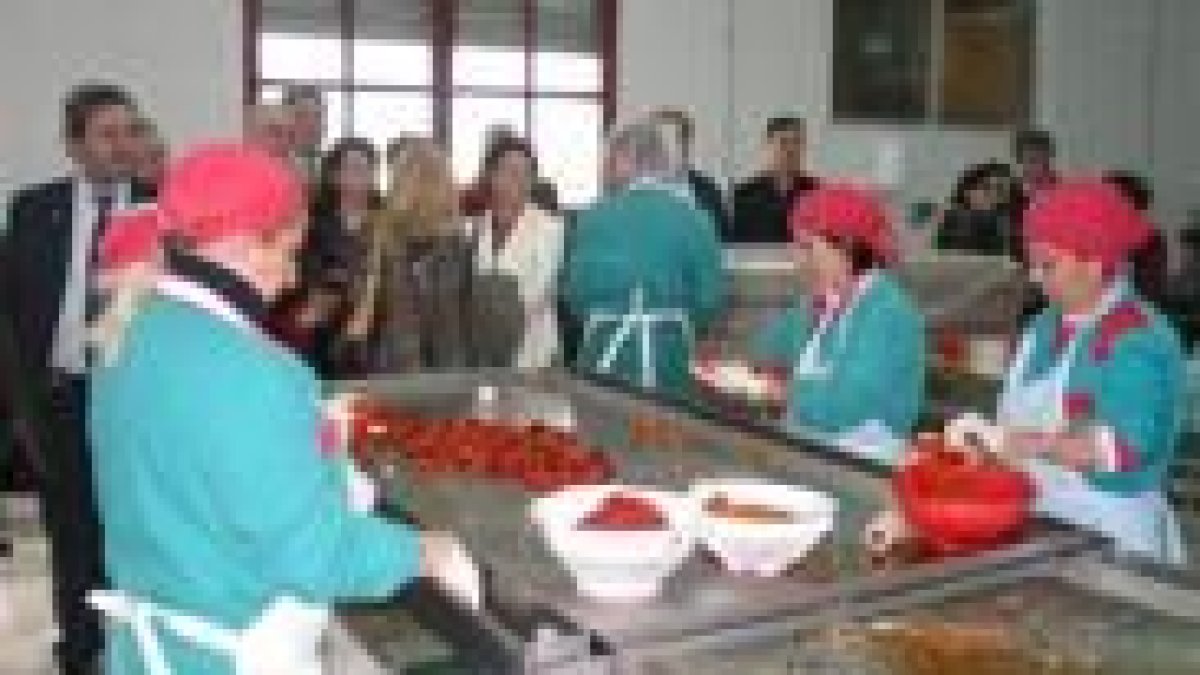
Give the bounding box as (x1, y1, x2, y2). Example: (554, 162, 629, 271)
(50, 179, 131, 374)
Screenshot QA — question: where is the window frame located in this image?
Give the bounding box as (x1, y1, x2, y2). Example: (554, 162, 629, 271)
(243, 0, 618, 145)
(831, 0, 1035, 128)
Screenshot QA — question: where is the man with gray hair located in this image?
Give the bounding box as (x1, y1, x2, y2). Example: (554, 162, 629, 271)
(601, 116, 680, 190)
(563, 117, 725, 398)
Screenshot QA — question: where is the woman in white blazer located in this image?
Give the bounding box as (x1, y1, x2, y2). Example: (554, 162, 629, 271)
(473, 137, 566, 370)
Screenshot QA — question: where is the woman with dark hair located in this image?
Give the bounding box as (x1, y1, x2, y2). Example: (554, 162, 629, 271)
(461, 125, 560, 218)
(749, 185, 926, 464)
(283, 138, 382, 377)
(936, 162, 1018, 256)
(472, 136, 566, 369)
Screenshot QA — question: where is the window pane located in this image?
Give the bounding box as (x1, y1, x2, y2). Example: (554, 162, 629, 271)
(451, 96, 527, 184)
(354, 40, 434, 86)
(533, 99, 601, 207)
(351, 91, 434, 152)
(833, 0, 932, 121)
(455, 0, 527, 87)
(353, 0, 432, 86)
(939, 0, 1033, 124)
(535, 0, 602, 92)
(260, 33, 344, 82)
(535, 52, 601, 93)
(454, 46, 527, 89)
(257, 0, 343, 81)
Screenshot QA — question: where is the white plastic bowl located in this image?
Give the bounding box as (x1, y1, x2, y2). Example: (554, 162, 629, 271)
(692, 479, 837, 577)
(530, 485, 698, 602)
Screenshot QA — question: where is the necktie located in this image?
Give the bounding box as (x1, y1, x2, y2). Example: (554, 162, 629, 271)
(84, 187, 116, 367)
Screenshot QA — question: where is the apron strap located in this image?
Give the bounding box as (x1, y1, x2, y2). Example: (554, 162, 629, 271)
(795, 272, 878, 379)
(89, 590, 175, 675)
(89, 590, 254, 675)
(589, 286, 693, 390)
(999, 280, 1129, 427)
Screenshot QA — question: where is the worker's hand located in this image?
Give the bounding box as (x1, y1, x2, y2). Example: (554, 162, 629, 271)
(863, 508, 911, 556)
(1000, 430, 1057, 461)
(420, 532, 482, 611)
(1048, 433, 1099, 472)
(753, 364, 789, 405)
(345, 465, 378, 514)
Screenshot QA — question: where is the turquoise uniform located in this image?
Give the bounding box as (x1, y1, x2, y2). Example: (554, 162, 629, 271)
(89, 294, 420, 675)
(1002, 291, 1185, 495)
(751, 272, 925, 460)
(997, 282, 1186, 562)
(564, 183, 724, 399)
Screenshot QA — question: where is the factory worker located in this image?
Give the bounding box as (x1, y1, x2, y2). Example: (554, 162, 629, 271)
(750, 185, 926, 464)
(998, 180, 1186, 564)
(87, 143, 478, 675)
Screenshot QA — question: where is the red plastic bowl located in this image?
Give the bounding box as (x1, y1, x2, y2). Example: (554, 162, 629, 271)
(895, 461, 1035, 555)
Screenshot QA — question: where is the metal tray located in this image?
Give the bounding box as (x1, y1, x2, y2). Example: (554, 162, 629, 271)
(331, 371, 1106, 673)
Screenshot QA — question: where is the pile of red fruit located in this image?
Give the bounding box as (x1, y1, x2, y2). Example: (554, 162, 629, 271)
(349, 402, 614, 492)
(578, 492, 668, 531)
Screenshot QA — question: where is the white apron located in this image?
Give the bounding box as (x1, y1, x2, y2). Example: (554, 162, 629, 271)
(789, 273, 904, 463)
(583, 285, 694, 391)
(90, 277, 333, 675)
(997, 283, 1185, 565)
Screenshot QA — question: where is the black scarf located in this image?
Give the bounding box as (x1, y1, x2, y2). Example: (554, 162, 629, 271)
(166, 246, 270, 329)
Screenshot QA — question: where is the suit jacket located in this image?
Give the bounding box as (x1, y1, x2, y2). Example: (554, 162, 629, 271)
(686, 169, 730, 238)
(0, 177, 155, 387)
(0, 241, 47, 477)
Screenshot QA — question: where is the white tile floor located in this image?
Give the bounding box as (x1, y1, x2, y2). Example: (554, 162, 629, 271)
(1, 497, 57, 675)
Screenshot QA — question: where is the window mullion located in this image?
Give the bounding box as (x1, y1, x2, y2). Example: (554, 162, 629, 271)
(929, 0, 945, 123)
(433, 0, 454, 145)
(525, 0, 536, 135)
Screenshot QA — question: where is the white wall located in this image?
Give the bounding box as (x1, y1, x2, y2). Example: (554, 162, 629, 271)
(1149, 0, 1200, 231)
(0, 0, 243, 200)
(1035, 0, 1155, 172)
(1, 0, 1196, 232)
(620, 0, 1200, 232)
(619, 0, 1010, 220)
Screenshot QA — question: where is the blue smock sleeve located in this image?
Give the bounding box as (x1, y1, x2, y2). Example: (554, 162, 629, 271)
(200, 355, 421, 603)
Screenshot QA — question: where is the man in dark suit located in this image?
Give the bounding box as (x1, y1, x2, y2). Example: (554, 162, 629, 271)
(0, 242, 49, 554)
(1, 82, 152, 675)
(730, 116, 820, 244)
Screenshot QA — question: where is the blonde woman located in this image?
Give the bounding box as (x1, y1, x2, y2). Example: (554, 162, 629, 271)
(335, 139, 477, 374)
